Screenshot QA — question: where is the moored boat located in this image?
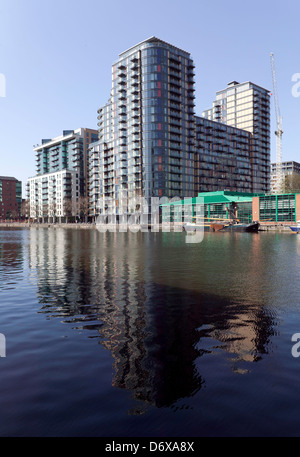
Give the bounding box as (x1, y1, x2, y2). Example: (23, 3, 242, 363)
(290, 221, 300, 233)
(218, 221, 260, 232)
(183, 220, 260, 233)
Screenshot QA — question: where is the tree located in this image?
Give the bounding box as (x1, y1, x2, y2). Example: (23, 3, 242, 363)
(284, 173, 300, 193)
(35, 203, 40, 222)
(63, 198, 73, 223)
(79, 196, 89, 223)
(21, 199, 30, 221)
(11, 209, 20, 221)
(48, 201, 57, 223)
(42, 203, 49, 222)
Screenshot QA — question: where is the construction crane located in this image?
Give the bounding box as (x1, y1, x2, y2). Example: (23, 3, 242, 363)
(270, 52, 284, 194)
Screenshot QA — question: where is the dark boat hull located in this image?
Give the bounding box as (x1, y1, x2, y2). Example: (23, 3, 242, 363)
(220, 222, 260, 232)
(184, 222, 260, 233)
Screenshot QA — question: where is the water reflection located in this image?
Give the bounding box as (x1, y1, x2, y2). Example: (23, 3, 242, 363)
(0, 229, 25, 291)
(28, 228, 278, 409)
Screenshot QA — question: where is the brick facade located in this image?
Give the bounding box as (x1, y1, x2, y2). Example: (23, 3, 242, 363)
(0, 177, 22, 219)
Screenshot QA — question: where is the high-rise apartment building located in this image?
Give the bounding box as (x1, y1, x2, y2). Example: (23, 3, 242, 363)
(0, 176, 22, 219)
(88, 39, 272, 219)
(195, 117, 252, 193)
(89, 37, 196, 217)
(203, 81, 271, 193)
(29, 128, 98, 221)
(34, 128, 98, 196)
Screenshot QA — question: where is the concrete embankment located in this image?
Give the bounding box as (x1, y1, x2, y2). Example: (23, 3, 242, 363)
(0, 222, 95, 229)
(0, 222, 295, 232)
(0, 222, 165, 230)
(259, 223, 293, 231)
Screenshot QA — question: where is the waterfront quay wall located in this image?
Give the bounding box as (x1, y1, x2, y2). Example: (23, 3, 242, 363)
(0, 222, 295, 232)
(258, 222, 294, 231)
(0, 222, 96, 229)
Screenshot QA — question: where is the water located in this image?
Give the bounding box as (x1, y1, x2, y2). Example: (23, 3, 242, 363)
(1, 227, 300, 437)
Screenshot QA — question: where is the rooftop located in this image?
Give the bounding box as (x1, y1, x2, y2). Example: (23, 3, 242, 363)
(0, 176, 19, 181)
(119, 36, 191, 58)
(216, 81, 270, 94)
(33, 128, 95, 151)
(161, 191, 261, 207)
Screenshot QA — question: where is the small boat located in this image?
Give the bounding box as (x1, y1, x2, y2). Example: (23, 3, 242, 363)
(290, 221, 300, 233)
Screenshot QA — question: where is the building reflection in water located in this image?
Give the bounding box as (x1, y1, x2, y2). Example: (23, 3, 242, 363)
(0, 229, 25, 291)
(28, 228, 278, 409)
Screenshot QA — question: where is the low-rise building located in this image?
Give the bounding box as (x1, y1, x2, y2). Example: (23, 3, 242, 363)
(28, 170, 79, 222)
(0, 176, 22, 219)
(162, 190, 300, 225)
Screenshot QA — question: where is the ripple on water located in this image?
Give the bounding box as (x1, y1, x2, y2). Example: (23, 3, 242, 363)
(0, 229, 300, 436)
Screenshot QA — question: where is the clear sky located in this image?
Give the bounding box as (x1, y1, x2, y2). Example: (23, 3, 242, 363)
(0, 0, 299, 194)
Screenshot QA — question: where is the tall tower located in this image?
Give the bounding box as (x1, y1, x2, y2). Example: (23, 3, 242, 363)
(89, 37, 196, 217)
(203, 81, 271, 194)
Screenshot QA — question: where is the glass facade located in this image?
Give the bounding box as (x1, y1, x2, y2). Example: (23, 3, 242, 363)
(89, 37, 196, 217)
(203, 81, 271, 194)
(161, 191, 255, 224)
(88, 40, 271, 218)
(195, 117, 252, 193)
(259, 194, 296, 222)
(162, 192, 300, 224)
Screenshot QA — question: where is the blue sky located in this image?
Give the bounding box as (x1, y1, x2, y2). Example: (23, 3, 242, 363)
(0, 0, 299, 193)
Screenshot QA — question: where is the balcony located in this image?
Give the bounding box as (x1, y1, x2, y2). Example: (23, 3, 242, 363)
(169, 86, 181, 96)
(169, 69, 181, 79)
(169, 93, 181, 103)
(169, 77, 181, 87)
(169, 59, 181, 70)
(170, 117, 181, 127)
(118, 71, 126, 79)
